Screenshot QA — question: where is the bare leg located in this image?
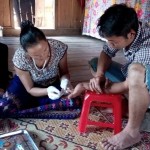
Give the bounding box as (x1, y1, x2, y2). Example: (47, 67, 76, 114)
(104, 80, 128, 94)
(101, 64, 150, 150)
(68, 82, 90, 99)
(91, 64, 128, 94)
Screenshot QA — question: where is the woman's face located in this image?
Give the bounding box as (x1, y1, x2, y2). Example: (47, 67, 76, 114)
(27, 40, 50, 61)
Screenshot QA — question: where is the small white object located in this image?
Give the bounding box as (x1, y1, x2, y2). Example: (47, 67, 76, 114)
(47, 86, 61, 100)
(0, 26, 3, 37)
(60, 78, 69, 90)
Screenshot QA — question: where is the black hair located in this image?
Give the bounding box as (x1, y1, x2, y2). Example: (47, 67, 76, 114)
(20, 20, 46, 50)
(97, 3, 139, 38)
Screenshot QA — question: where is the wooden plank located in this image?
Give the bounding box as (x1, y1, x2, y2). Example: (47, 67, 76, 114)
(57, 0, 84, 29)
(0, 0, 4, 26)
(57, 0, 72, 28)
(0, 36, 128, 87)
(3, 0, 11, 27)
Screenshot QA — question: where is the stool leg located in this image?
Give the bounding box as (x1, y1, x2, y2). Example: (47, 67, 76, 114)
(113, 98, 122, 134)
(78, 99, 91, 133)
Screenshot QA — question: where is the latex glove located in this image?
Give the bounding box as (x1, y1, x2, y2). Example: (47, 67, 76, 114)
(47, 86, 61, 100)
(60, 78, 73, 95)
(60, 78, 69, 90)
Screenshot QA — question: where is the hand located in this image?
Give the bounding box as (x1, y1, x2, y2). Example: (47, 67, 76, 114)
(47, 86, 61, 100)
(89, 75, 106, 93)
(60, 78, 73, 94)
(104, 78, 112, 89)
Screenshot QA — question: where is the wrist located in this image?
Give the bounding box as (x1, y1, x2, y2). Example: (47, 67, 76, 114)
(60, 74, 70, 81)
(95, 73, 105, 78)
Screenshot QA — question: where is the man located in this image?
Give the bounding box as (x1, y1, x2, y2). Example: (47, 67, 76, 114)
(88, 3, 150, 150)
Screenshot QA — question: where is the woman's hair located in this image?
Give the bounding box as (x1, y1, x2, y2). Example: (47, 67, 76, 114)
(20, 20, 46, 50)
(97, 3, 139, 38)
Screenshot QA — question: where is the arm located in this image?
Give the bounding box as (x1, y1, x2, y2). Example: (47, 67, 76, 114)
(15, 67, 47, 97)
(68, 82, 90, 99)
(59, 51, 70, 80)
(59, 51, 73, 92)
(95, 51, 112, 77)
(89, 51, 112, 93)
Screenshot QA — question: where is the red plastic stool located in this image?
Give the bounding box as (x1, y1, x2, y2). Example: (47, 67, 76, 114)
(78, 91, 123, 134)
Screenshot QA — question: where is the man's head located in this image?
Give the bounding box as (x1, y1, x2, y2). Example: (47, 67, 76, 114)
(97, 4, 139, 49)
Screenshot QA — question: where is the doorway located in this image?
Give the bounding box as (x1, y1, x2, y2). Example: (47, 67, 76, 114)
(13, 0, 55, 29)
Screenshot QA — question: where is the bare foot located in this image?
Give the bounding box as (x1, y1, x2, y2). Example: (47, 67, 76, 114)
(68, 90, 82, 99)
(68, 83, 86, 99)
(101, 130, 141, 150)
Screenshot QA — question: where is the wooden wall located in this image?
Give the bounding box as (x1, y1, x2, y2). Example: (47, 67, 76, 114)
(0, 0, 84, 36)
(0, 0, 11, 27)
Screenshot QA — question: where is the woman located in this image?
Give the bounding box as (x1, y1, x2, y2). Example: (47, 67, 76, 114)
(0, 20, 81, 118)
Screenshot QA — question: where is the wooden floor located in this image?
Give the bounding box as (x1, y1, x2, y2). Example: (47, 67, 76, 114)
(0, 36, 126, 86)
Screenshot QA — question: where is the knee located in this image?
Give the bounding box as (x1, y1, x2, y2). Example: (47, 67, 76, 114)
(128, 63, 146, 87)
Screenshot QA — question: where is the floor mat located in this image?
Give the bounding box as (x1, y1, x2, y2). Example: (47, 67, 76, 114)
(0, 107, 150, 150)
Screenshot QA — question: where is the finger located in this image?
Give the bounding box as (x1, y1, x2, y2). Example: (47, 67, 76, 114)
(105, 78, 112, 89)
(52, 87, 61, 95)
(104, 78, 109, 88)
(95, 84, 103, 93)
(48, 92, 60, 100)
(89, 79, 94, 92)
(93, 78, 103, 93)
(90, 79, 102, 93)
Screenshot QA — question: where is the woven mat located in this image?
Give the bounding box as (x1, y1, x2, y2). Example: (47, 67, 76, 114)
(0, 107, 150, 150)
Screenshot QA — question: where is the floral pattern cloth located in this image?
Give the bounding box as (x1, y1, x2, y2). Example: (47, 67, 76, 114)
(82, 0, 150, 39)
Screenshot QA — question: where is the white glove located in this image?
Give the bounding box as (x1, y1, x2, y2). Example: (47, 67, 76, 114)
(60, 78, 69, 90)
(47, 86, 61, 100)
(60, 78, 73, 95)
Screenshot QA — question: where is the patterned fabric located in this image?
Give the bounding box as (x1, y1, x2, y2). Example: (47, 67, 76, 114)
(82, 0, 150, 39)
(13, 39, 68, 86)
(0, 39, 82, 119)
(103, 22, 150, 77)
(0, 75, 82, 119)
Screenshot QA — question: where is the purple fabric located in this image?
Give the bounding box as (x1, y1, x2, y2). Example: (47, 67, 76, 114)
(0, 75, 82, 119)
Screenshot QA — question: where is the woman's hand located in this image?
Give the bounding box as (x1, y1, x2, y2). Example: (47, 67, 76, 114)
(60, 78, 73, 94)
(47, 86, 61, 100)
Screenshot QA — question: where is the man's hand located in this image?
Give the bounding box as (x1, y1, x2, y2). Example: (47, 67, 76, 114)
(89, 75, 106, 93)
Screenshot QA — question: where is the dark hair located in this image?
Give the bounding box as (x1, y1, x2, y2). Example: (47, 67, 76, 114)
(97, 3, 139, 38)
(20, 20, 46, 50)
